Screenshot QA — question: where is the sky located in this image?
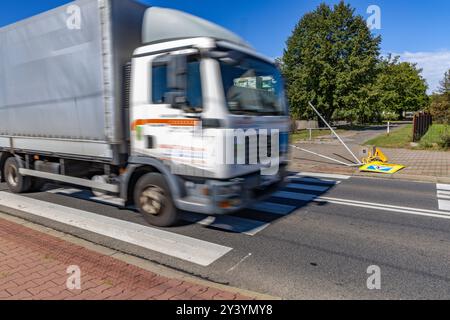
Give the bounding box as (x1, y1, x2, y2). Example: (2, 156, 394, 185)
(1, 0, 449, 93)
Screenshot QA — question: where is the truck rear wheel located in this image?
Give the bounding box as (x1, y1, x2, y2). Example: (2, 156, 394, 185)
(134, 173, 178, 227)
(4, 157, 32, 193)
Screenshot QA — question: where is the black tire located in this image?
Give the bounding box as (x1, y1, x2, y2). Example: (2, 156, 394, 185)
(134, 173, 178, 227)
(4, 157, 32, 193)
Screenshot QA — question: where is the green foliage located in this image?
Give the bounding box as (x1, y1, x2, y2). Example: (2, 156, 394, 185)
(365, 125, 413, 148)
(365, 124, 449, 150)
(282, 1, 429, 124)
(281, 1, 381, 122)
(381, 111, 400, 122)
(419, 125, 450, 150)
(291, 129, 346, 142)
(440, 133, 450, 149)
(372, 55, 429, 119)
(428, 93, 450, 124)
(438, 69, 450, 94)
(428, 70, 450, 124)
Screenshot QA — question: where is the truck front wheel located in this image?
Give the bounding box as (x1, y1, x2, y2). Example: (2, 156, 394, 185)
(4, 157, 32, 193)
(134, 173, 178, 227)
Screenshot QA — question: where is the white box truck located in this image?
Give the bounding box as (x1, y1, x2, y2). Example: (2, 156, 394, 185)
(0, 0, 290, 226)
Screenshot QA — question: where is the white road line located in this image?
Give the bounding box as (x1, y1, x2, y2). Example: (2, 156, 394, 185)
(319, 196, 450, 216)
(47, 188, 125, 207)
(437, 184, 450, 191)
(286, 183, 330, 193)
(296, 172, 351, 180)
(437, 184, 450, 211)
(317, 198, 450, 220)
(271, 190, 450, 220)
(272, 191, 317, 202)
(182, 212, 270, 236)
(437, 191, 450, 200)
(438, 200, 450, 212)
(47, 188, 81, 195)
(0, 192, 232, 266)
(226, 253, 252, 273)
(288, 177, 340, 185)
(90, 195, 125, 207)
(250, 202, 297, 215)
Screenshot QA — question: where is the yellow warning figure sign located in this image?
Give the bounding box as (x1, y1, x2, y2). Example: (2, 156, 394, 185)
(359, 146, 405, 174)
(359, 161, 405, 174)
(361, 147, 388, 164)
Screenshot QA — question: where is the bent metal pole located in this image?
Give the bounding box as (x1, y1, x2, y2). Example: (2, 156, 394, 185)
(308, 102, 362, 165)
(291, 145, 360, 167)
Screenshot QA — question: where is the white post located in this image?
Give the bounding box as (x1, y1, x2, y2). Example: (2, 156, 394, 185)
(308, 102, 362, 165)
(387, 122, 391, 135)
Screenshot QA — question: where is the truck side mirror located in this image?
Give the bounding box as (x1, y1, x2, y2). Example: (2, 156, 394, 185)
(164, 91, 187, 107)
(165, 54, 187, 108)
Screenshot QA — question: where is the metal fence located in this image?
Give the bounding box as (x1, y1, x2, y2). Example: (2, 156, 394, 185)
(413, 112, 433, 142)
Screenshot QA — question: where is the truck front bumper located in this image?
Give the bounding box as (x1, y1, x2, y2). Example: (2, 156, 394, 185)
(175, 165, 288, 215)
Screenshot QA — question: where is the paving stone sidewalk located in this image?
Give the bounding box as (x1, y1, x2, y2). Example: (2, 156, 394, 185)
(291, 142, 450, 182)
(0, 217, 253, 301)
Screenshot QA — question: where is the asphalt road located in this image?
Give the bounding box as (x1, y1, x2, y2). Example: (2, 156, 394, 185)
(1, 173, 449, 300)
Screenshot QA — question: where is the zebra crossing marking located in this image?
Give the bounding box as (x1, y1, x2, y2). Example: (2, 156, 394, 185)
(47, 188, 125, 206)
(44, 172, 342, 236)
(286, 183, 330, 193)
(272, 191, 317, 202)
(437, 184, 450, 212)
(295, 172, 351, 180)
(182, 212, 270, 236)
(250, 202, 297, 215)
(288, 176, 340, 185)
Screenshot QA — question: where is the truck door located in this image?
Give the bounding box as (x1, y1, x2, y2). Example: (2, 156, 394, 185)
(130, 51, 208, 176)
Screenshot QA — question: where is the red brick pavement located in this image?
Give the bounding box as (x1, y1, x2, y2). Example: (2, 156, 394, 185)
(0, 217, 253, 300)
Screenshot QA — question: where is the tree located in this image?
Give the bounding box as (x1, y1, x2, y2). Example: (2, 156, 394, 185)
(429, 94, 450, 124)
(438, 69, 450, 94)
(429, 69, 450, 123)
(281, 1, 381, 122)
(372, 55, 429, 120)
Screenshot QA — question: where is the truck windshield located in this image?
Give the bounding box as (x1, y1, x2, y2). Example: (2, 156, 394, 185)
(218, 52, 287, 116)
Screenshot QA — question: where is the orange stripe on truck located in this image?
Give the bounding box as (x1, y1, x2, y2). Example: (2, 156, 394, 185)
(131, 119, 199, 131)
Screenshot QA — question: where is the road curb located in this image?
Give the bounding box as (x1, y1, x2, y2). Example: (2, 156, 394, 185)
(289, 165, 450, 184)
(352, 172, 450, 184)
(0, 211, 280, 301)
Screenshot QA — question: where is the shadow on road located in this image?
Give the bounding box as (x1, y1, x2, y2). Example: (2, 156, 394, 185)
(175, 174, 341, 234)
(17, 175, 341, 235)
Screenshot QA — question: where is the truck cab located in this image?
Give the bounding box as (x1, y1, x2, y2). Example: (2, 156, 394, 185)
(127, 8, 290, 225)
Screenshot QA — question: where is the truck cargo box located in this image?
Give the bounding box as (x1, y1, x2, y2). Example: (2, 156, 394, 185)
(0, 0, 147, 163)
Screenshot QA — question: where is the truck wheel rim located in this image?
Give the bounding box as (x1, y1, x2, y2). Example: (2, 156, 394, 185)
(7, 165, 19, 187)
(140, 186, 165, 216)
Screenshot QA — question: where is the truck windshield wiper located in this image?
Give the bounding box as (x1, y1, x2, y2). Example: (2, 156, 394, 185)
(230, 109, 284, 116)
(230, 110, 260, 116)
